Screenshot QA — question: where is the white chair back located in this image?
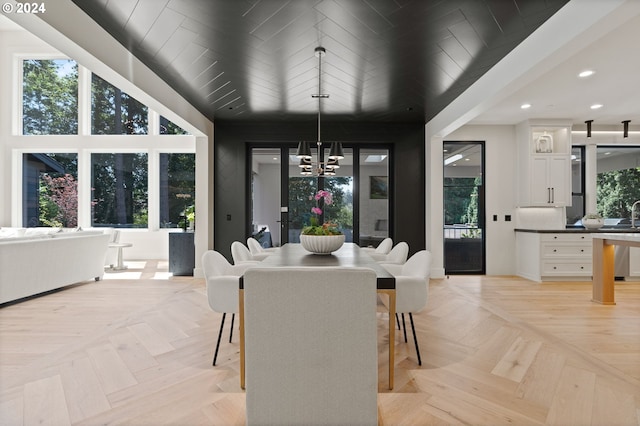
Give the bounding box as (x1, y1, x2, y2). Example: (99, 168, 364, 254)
(231, 241, 258, 264)
(201, 250, 239, 314)
(401, 249, 431, 278)
(244, 267, 378, 426)
(375, 237, 393, 254)
(396, 250, 431, 314)
(382, 241, 409, 264)
(246, 237, 264, 255)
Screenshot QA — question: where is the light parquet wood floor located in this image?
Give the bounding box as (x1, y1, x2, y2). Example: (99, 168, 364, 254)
(1, 261, 639, 425)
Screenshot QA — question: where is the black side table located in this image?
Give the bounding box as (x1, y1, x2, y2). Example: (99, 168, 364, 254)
(169, 232, 195, 276)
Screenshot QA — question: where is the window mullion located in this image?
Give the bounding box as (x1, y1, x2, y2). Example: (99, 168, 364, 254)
(78, 65, 91, 136)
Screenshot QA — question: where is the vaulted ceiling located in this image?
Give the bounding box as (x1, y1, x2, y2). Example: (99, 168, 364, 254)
(70, 0, 569, 124)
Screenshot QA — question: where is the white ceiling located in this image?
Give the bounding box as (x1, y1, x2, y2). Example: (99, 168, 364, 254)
(469, 11, 640, 130)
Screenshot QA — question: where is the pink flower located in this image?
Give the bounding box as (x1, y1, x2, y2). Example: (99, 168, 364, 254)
(314, 190, 333, 205)
(311, 207, 323, 215)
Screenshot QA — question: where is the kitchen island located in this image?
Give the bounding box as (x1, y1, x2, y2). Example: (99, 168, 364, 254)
(592, 233, 640, 304)
(515, 228, 640, 282)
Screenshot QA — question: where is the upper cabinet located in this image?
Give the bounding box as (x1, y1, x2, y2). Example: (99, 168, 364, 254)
(516, 120, 572, 207)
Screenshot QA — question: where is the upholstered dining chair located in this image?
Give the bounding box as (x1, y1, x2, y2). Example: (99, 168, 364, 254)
(380, 250, 431, 365)
(243, 267, 379, 426)
(230, 241, 267, 264)
(376, 241, 409, 264)
(201, 250, 256, 366)
(362, 237, 393, 261)
(246, 237, 278, 256)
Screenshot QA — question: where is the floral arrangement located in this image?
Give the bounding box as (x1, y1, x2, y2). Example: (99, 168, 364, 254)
(301, 190, 342, 236)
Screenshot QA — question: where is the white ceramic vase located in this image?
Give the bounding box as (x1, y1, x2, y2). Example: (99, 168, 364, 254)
(300, 234, 345, 254)
(582, 217, 604, 229)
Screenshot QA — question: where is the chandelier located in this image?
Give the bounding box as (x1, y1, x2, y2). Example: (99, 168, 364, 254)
(296, 46, 344, 176)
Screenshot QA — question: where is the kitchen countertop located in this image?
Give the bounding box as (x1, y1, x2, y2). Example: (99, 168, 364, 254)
(592, 233, 640, 242)
(515, 228, 640, 233)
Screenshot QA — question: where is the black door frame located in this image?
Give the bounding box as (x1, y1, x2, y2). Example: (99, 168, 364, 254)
(246, 142, 393, 247)
(443, 141, 486, 274)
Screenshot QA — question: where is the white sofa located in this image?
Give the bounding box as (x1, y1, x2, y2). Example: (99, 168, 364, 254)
(0, 228, 110, 304)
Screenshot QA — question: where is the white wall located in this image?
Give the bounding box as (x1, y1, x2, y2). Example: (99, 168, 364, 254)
(440, 124, 518, 276)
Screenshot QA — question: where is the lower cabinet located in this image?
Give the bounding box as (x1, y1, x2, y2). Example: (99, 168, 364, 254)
(516, 232, 592, 282)
(630, 247, 640, 281)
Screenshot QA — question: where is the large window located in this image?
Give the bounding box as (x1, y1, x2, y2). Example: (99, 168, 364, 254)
(160, 153, 196, 228)
(22, 59, 78, 135)
(91, 153, 148, 228)
(596, 146, 640, 224)
(92, 74, 148, 134)
(22, 153, 78, 227)
(16, 54, 196, 234)
(569, 145, 640, 226)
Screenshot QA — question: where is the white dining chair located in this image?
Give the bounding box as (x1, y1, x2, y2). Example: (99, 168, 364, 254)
(231, 241, 267, 264)
(243, 267, 379, 425)
(380, 250, 431, 365)
(201, 250, 256, 366)
(246, 237, 278, 256)
(376, 241, 409, 264)
(362, 237, 393, 260)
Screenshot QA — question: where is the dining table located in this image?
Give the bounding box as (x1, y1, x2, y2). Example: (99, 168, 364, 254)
(238, 242, 397, 390)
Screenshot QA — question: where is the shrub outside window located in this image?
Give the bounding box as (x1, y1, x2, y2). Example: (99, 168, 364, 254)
(22, 153, 78, 227)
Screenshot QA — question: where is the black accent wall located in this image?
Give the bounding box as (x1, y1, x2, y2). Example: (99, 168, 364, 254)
(214, 121, 425, 260)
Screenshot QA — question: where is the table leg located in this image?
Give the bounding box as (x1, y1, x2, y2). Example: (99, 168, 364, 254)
(592, 238, 616, 305)
(379, 289, 395, 390)
(239, 289, 245, 389)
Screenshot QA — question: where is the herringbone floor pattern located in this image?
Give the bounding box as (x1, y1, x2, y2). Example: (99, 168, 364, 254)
(1, 260, 639, 425)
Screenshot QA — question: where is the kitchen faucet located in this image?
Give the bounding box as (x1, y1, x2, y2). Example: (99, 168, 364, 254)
(633, 200, 640, 228)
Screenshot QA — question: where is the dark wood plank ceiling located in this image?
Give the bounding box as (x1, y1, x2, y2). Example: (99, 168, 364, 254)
(71, 0, 569, 123)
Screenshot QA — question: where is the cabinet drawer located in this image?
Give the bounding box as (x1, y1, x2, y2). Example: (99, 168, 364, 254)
(541, 234, 591, 243)
(541, 261, 591, 275)
(541, 244, 591, 257)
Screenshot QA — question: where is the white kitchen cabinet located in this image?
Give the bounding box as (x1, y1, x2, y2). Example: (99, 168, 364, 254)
(516, 231, 592, 282)
(516, 121, 572, 207)
(629, 247, 640, 281)
(530, 156, 571, 205)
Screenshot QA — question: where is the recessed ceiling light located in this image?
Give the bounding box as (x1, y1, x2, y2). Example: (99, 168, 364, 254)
(590, 104, 603, 110)
(578, 70, 595, 78)
(604, 152, 611, 155)
(520, 103, 531, 109)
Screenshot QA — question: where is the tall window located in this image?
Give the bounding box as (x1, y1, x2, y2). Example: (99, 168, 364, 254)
(91, 74, 148, 134)
(159, 153, 196, 228)
(596, 146, 640, 223)
(22, 153, 78, 227)
(567, 146, 585, 225)
(22, 59, 78, 135)
(91, 153, 148, 228)
(160, 116, 189, 135)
